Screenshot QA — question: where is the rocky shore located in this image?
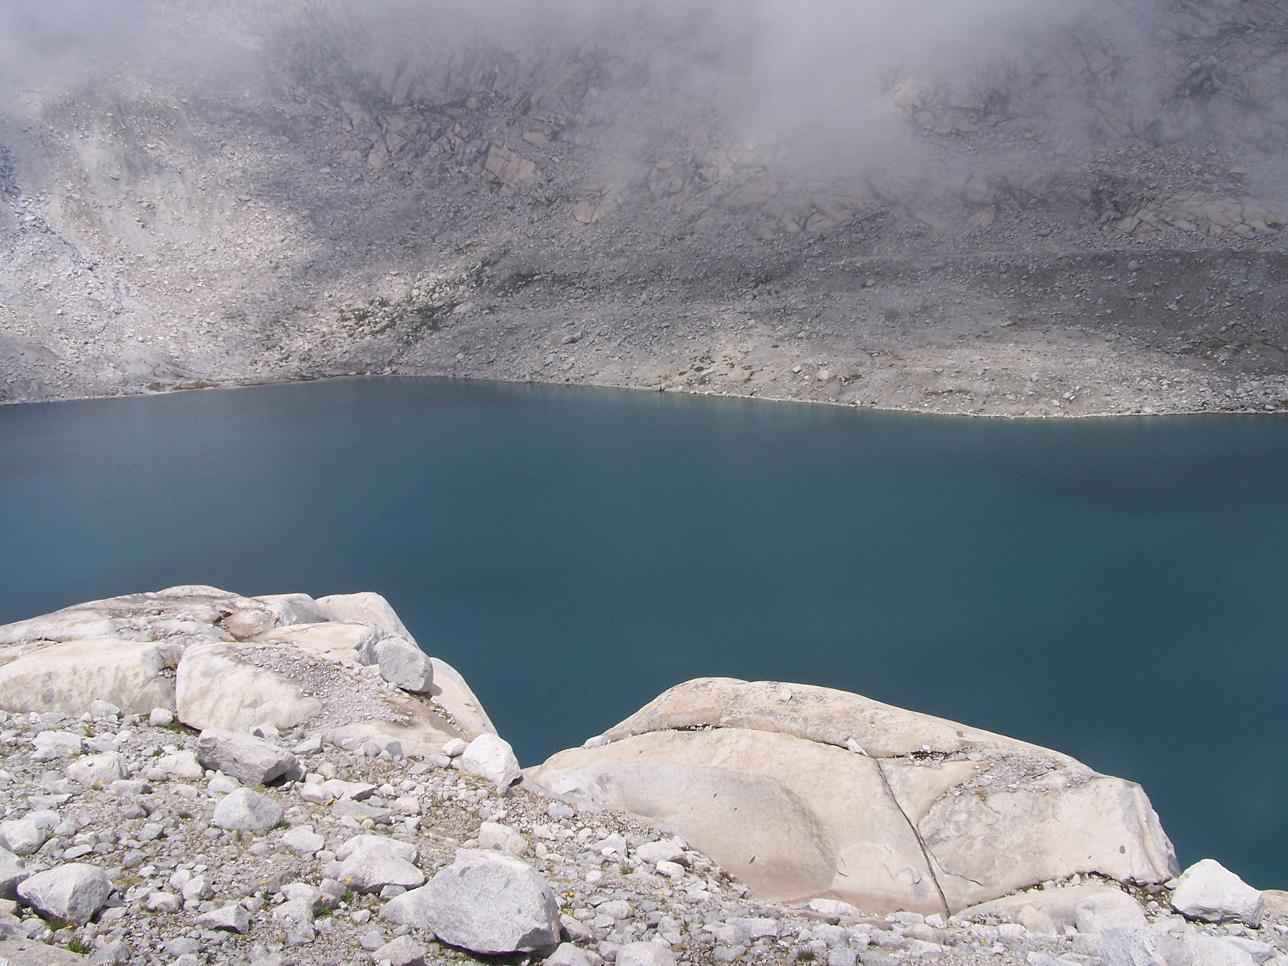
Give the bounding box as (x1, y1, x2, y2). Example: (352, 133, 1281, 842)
(0, 587, 1283, 965)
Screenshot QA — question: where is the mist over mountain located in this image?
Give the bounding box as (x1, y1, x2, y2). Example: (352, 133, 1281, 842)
(2, 0, 1286, 413)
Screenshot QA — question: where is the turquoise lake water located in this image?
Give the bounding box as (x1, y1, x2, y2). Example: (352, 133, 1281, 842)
(0, 378, 1284, 886)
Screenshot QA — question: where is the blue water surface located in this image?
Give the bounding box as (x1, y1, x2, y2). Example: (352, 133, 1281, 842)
(1, 378, 1284, 886)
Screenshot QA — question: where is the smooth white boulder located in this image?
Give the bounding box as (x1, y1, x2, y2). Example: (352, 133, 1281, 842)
(0, 637, 181, 716)
(532, 677, 1178, 914)
(382, 850, 560, 955)
(459, 734, 521, 789)
(212, 788, 283, 831)
(1170, 858, 1264, 927)
(313, 592, 412, 639)
(16, 863, 113, 924)
(0, 819, 48, 857)
(196, 729, 299, 786)
(177, 644, 322, 731)
(151, 750, 204, 781)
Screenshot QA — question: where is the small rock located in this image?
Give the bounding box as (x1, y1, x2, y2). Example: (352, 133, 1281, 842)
(477, 822, 527, 856)
(1171, 859, 1265, 927)
(212, 788, 283, 831)
(66, 751, 126, 786)
(198, 902, 250, 933)
(0, 819, 47, 857)
(281, 824, 325, 857)
(149, 707, 175, 727)
(617, 942, 676, 966)
(32, 731, 84, 761)
(372, 935, 426, 965)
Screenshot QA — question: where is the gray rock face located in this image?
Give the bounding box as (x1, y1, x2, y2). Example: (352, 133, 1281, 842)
(196, 729, 299, 786)
(955, 883, 1147, 935)
(212, 788, 283, 831)
(355, 635, 434, 693)
(385, 850, 560, 955)
(1170, 859, 1265, 927)
(372, 935, 427, 966)
(532, 677, 1179, 914)
(16, 863, 113, 924)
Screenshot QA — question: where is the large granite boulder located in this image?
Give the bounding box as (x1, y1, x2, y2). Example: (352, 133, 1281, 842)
(530, 678, 1178, 915)
(0, 587, 496, 756)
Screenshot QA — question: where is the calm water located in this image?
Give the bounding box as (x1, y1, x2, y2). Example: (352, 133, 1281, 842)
(1, 378, 1285, 886)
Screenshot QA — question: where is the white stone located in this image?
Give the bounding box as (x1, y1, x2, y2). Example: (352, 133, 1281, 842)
(1171, 859, 1264, 927)
(382, 850, 559, 955)
(197, 902, 250, 933)
(16, 863, 113, 924)
(0, 819, 47, 857)
(546, 943, 594, 966)
(32, 730, 84, 761)
(89, 699, 121, 718)
(617, 942, 677, 966)
(337, 836, 424, 893)
(477, 821, 527, 856)
(459, 734, 521, 789)
(0, 637, 179, 717)
(66, 751, 126, 786)
(153, 750, 204, 780)
(149, 707, 175, 726)
(955, 883, 1147, 935)
(212, 788, 283, 831)
(441, 739, 467, 758)
(196, 729, 299, 786)
(372, 935, 427, 966)
(282, 825, 325, 857)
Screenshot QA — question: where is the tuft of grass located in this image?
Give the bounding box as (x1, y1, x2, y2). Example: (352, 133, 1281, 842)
(68, 938, 93, 955)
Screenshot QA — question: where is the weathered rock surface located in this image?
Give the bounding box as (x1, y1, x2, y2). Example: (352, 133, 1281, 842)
(955, 882, 1147, 934)
(0, 587, 496, 762)
(1171, 859, 1266, 927)
(16, 863, 113, 925)
(533, 677, 1178, 914)
(396, 849, 561, 955)
(196, 729, 299, 786)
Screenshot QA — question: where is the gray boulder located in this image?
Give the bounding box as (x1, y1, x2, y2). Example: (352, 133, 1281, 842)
(196, 729, 299, 786)
(356, 636, 434, 693)
(16, 863, 113, 924)
(381, 850, 559, 955)
(617, 942, 677, 966)
(336, 835, 424, 893)
(213, 788, 283, 831)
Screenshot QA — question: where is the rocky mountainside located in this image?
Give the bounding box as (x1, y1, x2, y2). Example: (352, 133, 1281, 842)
(0, 586, 1284, 964)
(2, 0, 1287, 414)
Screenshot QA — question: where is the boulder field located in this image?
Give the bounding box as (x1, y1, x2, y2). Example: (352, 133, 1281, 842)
(0, 587, 1281, 965)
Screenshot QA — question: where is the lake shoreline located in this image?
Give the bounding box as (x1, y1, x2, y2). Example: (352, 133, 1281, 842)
(4, 367, 1285, 420)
